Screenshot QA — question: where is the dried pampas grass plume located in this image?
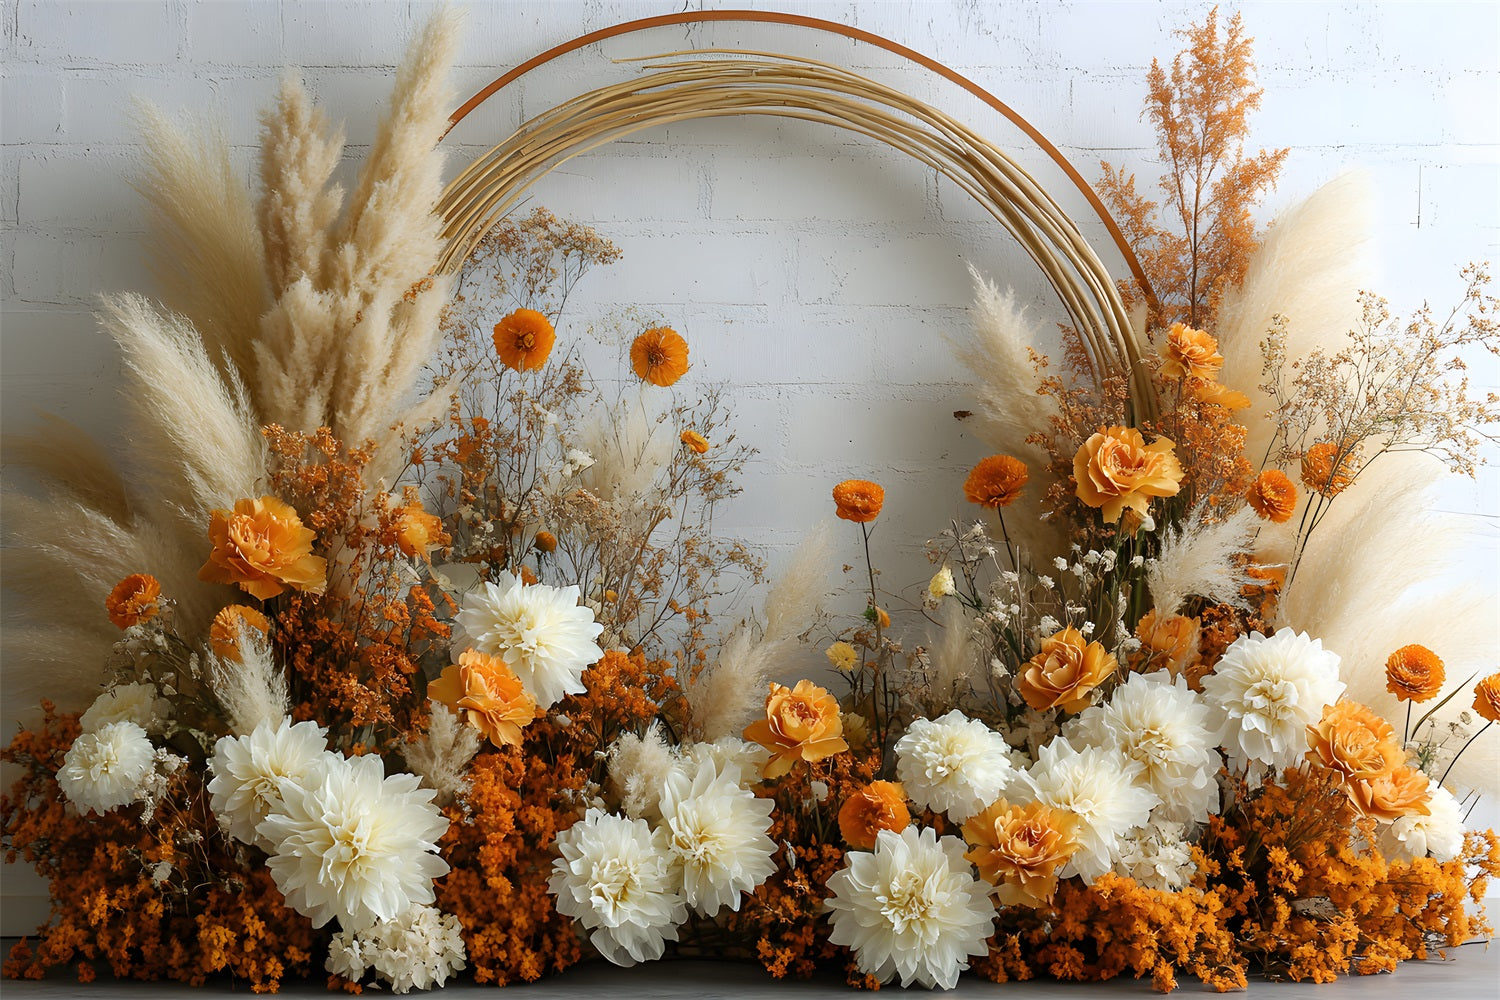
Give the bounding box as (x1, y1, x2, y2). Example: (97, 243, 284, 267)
(1146, 505, 1260, 615)
(925, 599, 981, 711)
(402, 704, 482, 806)
(211, 631, 289, 737)
(608, 721, 679, 820)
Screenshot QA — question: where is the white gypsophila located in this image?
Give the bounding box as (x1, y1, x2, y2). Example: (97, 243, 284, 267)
(1027, 737, 1160, 883)
(57, 721, 154, 814)
(259, 753, 450, 931)
(680, 737, 769, 786)
(894, 710, 1019, 823)
(79, 682, 172, 734)
(325, 905, 467, 994)
(455, 572, 605, 708)
(548, 808, 687, 967)
(608, 722, 686, 821)
(208, 717, 331, 850)
(1200, 630, 1346, 771)
(657, 760, 777, 916)
(824, 826, 994, 990)
(1379, 778, 1465, 863)
(1111, 820, 1196, 892)
(1066, 671, 1221, 825)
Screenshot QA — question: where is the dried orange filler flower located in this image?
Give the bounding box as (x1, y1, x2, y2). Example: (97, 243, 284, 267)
(198, 495, 327, 600)
(963, 798, 1080, 907)
(1019, 627, 1118, 713)
(837, 780, 909, 850)
(963, 455, 1029, 509)
(1073, 426, 1183, 524)
(209, 604, 271, 661)
(104, 574, 160, 628)
(630, 326, 690, 386)
(428, 649, 539, 748)
(1246, 469, 1297, 523)
(1385, 644, 1445, 703)
(493, 308, 557, 372)
(680, 429, 710, 453)
(1474, 673, 1500, 723)
(1299, 441, 1358, 497)
(744, 679, 848, 778)
(832, 479, 884, 522)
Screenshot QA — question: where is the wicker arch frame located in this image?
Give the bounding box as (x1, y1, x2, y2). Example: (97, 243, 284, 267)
(436, 10, 1157, 420)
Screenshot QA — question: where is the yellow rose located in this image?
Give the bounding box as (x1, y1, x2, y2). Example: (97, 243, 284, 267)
(743, 679, 849, 779)
(963, 799, 1080, 908)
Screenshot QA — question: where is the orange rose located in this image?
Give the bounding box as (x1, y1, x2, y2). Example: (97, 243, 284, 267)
(427, 648, 539, 748)
(1160, 323, 1224, 380)
(1134, 610, 1200, 676)
(963, 455, 1028, 509)
(962, 799, 1080, 908)
(1306, 701, 1402, 784)
(105, 574, 161, 629)
(1474, 673, 1500, 724)
(837, 781, 910, 850)
(394, 502, 447, 559)
(1349, 765, 1431, 823)
(1246, 470, 1298, 524)
(1019, 627, 1118, 713)
(1384, 644, 1444, 703)
(743, 679, 849, 779)
(209, 604, 272, 661)
(630, 327, 690, 387)
(832, 479, 884, 523)
(680, 429, 710, 454)
(1073, 426, 1183, 524)
(493, 308, 556, 372)
(198, 496, 327, 601)
(1300, 441, 1358, 497)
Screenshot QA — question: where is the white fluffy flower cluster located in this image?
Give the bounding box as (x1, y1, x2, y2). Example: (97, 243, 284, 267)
(824, 826, 994, 989)
(57, 720, 155, 814)
(326, 904, 467, 993)
(1111, 820, 1196, 892)
(1200, 630, 1345, 771)
(1379, 778, 1465, 863)
(455, 571, 605, 707)
(79, 682, 172, 734)
(894, 709, 1022, 822)
(1026, 738, 1159, 883)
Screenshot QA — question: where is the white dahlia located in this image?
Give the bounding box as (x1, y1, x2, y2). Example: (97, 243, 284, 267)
(1027, 737, 1160, 882)
(57, 720, 154, 814)
(1200, 630, 1345, 770)
(548, 809, 686, 966)
(894, 710, 1020, 822)
(259, 754, 450, 930)
(1111, 820, 1196, 892)
(79, 682, 172, 734)
(1379, 778, 1465, 863)
(681, 737, 769, 786)
(455, 572, 605, 707)
(824, 826, 994, 989)
(1066, 671, 1220, 825)
(208, 717, 331, 849)
(326, 904, 467, 994)
(658, 760, 777, 915)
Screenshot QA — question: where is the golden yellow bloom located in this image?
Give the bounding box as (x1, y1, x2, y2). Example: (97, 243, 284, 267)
(837, 781, 910, 850)
(1189, 378, 1251, 410)
(198, 496, 327, 601)
(630, 327, 690, 386)
(1134, 610, 1200, 676)
(963, 455, 1029, 509)
(1073, 426, 1183, 524)
(533, 530, 558, 554)
(493, 308, 557, 372)
(1246, 469, 1298, 524)
(1160, 323, 1224, 380)
(1349, 765, 1431, 823)
(1474, 673, 1500, 723)
(104, 574, 161, 629)
(928, 565, 957, 600)
(1019, 627, 1118, 713)
(209, 604, 272, 661)
(1300, 441, 1358, 497)
(825, 641, 859, 672)
(394, 502, 446, 559)
(743, 679, 849, 779)
(962, 798, 1080, 908)
(832, 479, 884, 522)
(427, 649, 539, 748)
(1384, 644, 1445, 703)
(680, 429, 710, 454)
(1306, 701, 1402, 784)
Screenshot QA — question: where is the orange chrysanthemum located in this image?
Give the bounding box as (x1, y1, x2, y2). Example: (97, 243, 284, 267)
(533, 530, 558, 554)
(837, 781, 910, 850)
(394, 502, 447, 559)
(1160, 322, 1224, 380)
(630, 327, 690, 386)
(963, 455, 1029, 509)
(1306, 701, 1402, 785)
(1019, 627, 1118, 713)
(1300, 441, 1358, 497)
(962, 798, 1081, 908)
(680, 429, 710, 454)
(1349, 765, 1431, 823)
(1385, 644, 1445, 704)
(1073, 426, 1184, 524)
(427, 648, 540, 748)
(209, 604, 272, 661)
(198, 496, 327, 601)
(104, 574, 161, 629)
(1246, 469, 1298, 523)
(743, 679, 848, 779)
(832, 479, 884, 522)
(492, 308, 557, 372)
(1474, 673, 1500, 724)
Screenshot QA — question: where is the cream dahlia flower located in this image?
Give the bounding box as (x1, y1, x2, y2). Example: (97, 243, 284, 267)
(455, 571, 605, 707)
(1111, 820, 1196, 892)
(1200, 630, 1345, 770)
(894, 710, 1020, 822)
(658, 760, 777, 915)
(57, 720, 154, 814)
(259, 753, 450, 930)
(824, 826, 994, 989)
(1379, 778, 1464, 863)
(548, 808, 687, 966)
(326, 904, 467, 994)
(208, 717, 331, 849)
(1026, 737, 1160, 882)
(79, 682, 172, 734)
(681, 736, 769, 786)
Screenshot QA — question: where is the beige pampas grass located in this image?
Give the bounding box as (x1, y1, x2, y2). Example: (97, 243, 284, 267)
(257, 75, 343, 293)
(211, 632, 289, 737)
(402, 704, 482, 806)
(925, 600, 981, 710)
(1, 413, 132, 525)
(1145, 505, 1260, 615)
(608, 721, 680, 819)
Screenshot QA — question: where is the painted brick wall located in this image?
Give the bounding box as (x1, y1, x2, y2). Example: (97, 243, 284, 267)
(2, 0, 1498, 931)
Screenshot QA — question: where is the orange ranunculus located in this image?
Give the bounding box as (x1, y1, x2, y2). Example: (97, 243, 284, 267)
(493, 308, 557, 372)
(680, 429, 710, 454)
(394, 502, 447, 559)
(1073, 426, 1183, 524)
(832, 479, 884, 522)
(1474, 673, 1500, 724)
(198, 496, 327, 601)
(533, 530, 558, 554)
(1019, 627, 1118, 713)
(1247, 469, 1298, 523)
(1189, 378, 1251, 410)
(209, 604, 272, 661)
(743, 679, 849, 779)
(105, 574, 161, 629)
(837, 781, 910, 850)
(1134, 609, 1200, 676)
(1160, 323, 1224, 381)
(963, 455, 1029, 509)
(962, 798, 1080, 908)
(1349, 765, 1431, 823)
(427, 648, 539, 748)
(1300, 441, 1358, 497)
(630, 327, 690, 386)
(1385, 644, 1445, 704)
(1306, 701, 1402, 784)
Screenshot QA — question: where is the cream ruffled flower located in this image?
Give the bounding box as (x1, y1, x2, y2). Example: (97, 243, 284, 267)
(1026, 737, 1160, 883)
(79, 682, 172, 734)
(1111, 820, 1196, 892)
(259, 754, 450, 930)
(57, 720, 154, 814)
(208, 717, 332, 849)
(325, 904, 467, 994)
(455, 571, 605, 707)
(894, 710, 1020, 822)
(1379, 778, 1464, 863)
(658, 760, 777, 915)
(824, 826, 994, 989)
(1200, 630, 1346, 770)
(681, 737, 769, 786)
(548, 808, 687, 966)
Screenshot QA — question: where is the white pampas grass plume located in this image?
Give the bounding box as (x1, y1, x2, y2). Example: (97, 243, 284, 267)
(925, 600, 981, 710)
(608, 721, 683, 821)
(257, 74, 344, 293)
(211, 631, 289, 737)
(579, 401, 673, 507)
(762, 522, 832, 642)
(1146, 505, 1260, 615)
(2, 413, 132, 525)
(402, 704, 482, 806)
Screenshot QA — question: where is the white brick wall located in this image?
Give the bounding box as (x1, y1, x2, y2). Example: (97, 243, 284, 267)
(2, 0, 1498, 933)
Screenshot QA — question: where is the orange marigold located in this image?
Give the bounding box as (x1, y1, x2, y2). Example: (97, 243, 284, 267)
(837, 780, 910, 850)
(533, 530, 558, 554)
(198, 496, 327, 601)
(1160, 322, 1224, 380)
(680, 429, 710, 454)
(962, 798, 1080, 907)
(1073, 426, 1183, 524)
(1384, 644, 1445, 703)
(1246, 469, 1298, 523)
(209, 604, 272, 661)
(743, 679, 848, 779)
(493, 308, 557, 372)
(104, 574, 161, 629)
(1474, 673, 1500, 723)
(395, 502, 447, 559)
(1300, 441, 1358, 497)
(963, 455, 1029, 509)
(630, 327, 690, 386)
(832, 479, 884, 522)
(1019, 627, 1118, 713)
(1349, 764, 1431, 823)
(427, 648, 539, 748)
(1306, 700, 1402, 785)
